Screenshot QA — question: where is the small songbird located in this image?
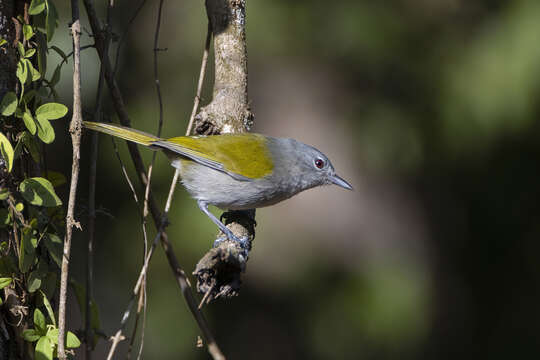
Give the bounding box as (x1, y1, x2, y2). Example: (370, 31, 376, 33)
(83, 121, 352, 245)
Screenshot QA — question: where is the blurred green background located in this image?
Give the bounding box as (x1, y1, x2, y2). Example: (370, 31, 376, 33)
(45, 0, 540, 358)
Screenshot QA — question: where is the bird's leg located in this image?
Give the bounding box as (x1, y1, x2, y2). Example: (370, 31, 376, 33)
(220, 209, 256, 239)
(197, 200, 249, 248)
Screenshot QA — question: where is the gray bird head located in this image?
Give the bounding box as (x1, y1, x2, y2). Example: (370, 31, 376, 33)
(270, 138, 353, 193)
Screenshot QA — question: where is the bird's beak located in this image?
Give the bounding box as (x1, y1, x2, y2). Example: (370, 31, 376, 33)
(330, 174, 353, 190)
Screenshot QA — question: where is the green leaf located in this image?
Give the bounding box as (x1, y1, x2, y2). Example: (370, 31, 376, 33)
(0, 188, 9, 200)
(15, 203, 24, 212)
(19, 228, 37, 273)
(23, 108, 37, 135)
(17, 42, 25, 57)
(21, 131, 40, 163)
(0, 277, 12, 289)
(40, 290, 56, 327)
(25, 48, 36, 58)
(26, 60, 41, 81)
(35, 115, 55, 144)
(46, 328, 81, 350)
(23, 25, 35, 41)
(34, 309, 46, 334)
(66, 331, 81, 348)
(28, 0, 46, 15)
(27, 270, 42, 292)
(0, 38, 6, 47)
(19, 178, 62, 207)
(35, 336, 53, 360)
(46, 327, 58, 344)
(41, 272, 57, 300)
(16, 60, 28, 86)
(36, 103, 68, 120)
(45, 1, 58, 42)
(0, 92, 17, 116)
(43, 233, 62, 268)
(23, 329, 41, 342)
(0, 132, 14, 172)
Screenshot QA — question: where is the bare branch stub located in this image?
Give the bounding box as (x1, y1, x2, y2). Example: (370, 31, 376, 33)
(193, 0, 256, 302)
(194, 210, 256, 303)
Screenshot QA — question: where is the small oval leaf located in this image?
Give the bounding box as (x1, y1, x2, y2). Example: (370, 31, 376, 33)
(27, 60, 41, 81)
(28, 0, 46, 15)
(40, 290, 56, 327)
(23, 25, 35, 41)
(34, 308, 46, 334)
(27, 270, 42, 293)
(19, 177, 62, 207)
(66, 331, 81, 348)
(0, 92, 17, 116)
(35, 115, 55, 144)
(0, 277, 12, 289)
(23, 109, 37, 135)
(0, 132, 14, 172)
(25, 48, 36, 58)
(35, 336, 53, 360)
(36, 103, 68, 120)
(22, 329, 41, 342)
(45, 1, 58, 42)
(16, 60, 28, 85)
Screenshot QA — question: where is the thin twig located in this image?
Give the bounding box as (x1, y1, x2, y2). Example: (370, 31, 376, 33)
(112, 0, 148, 78)
(186, 22, 211, 136)
(58, 2, 83, 359)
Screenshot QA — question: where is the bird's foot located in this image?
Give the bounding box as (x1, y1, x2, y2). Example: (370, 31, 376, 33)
(213, 232, 250, 251)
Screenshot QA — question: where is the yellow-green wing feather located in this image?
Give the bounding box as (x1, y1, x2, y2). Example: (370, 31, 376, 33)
(83, 121, 159, 146)
(83, 121, 273, 180)
(160, 134, 274, 180)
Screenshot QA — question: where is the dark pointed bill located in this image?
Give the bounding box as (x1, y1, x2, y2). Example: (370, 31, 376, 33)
(330, 174, 353, 190)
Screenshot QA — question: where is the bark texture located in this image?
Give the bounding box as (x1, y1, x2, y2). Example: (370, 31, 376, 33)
(193, 0, 256, 303)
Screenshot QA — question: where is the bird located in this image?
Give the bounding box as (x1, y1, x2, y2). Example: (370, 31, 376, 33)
(83, 121, 353, 246)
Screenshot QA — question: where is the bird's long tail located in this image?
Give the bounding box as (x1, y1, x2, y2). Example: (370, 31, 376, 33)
(82, 121, 159, 146)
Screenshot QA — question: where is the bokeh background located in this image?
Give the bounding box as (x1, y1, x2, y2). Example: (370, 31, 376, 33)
(45, 0, 540, 358)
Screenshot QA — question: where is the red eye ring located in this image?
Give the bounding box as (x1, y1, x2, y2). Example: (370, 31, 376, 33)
(314, 158, 324, 169)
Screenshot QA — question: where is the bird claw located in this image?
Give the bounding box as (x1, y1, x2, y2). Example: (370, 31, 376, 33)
(213, 233, 250, 251)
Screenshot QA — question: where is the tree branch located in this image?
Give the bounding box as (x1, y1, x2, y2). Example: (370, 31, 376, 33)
(58, 1, 83, 358)
(193, 0, 256, 303)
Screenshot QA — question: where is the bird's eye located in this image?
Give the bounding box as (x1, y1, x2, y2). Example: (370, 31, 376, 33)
(314, 158, 325, 169)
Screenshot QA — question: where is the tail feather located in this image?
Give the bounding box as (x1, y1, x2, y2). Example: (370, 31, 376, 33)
(82, 121, 159, 146)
